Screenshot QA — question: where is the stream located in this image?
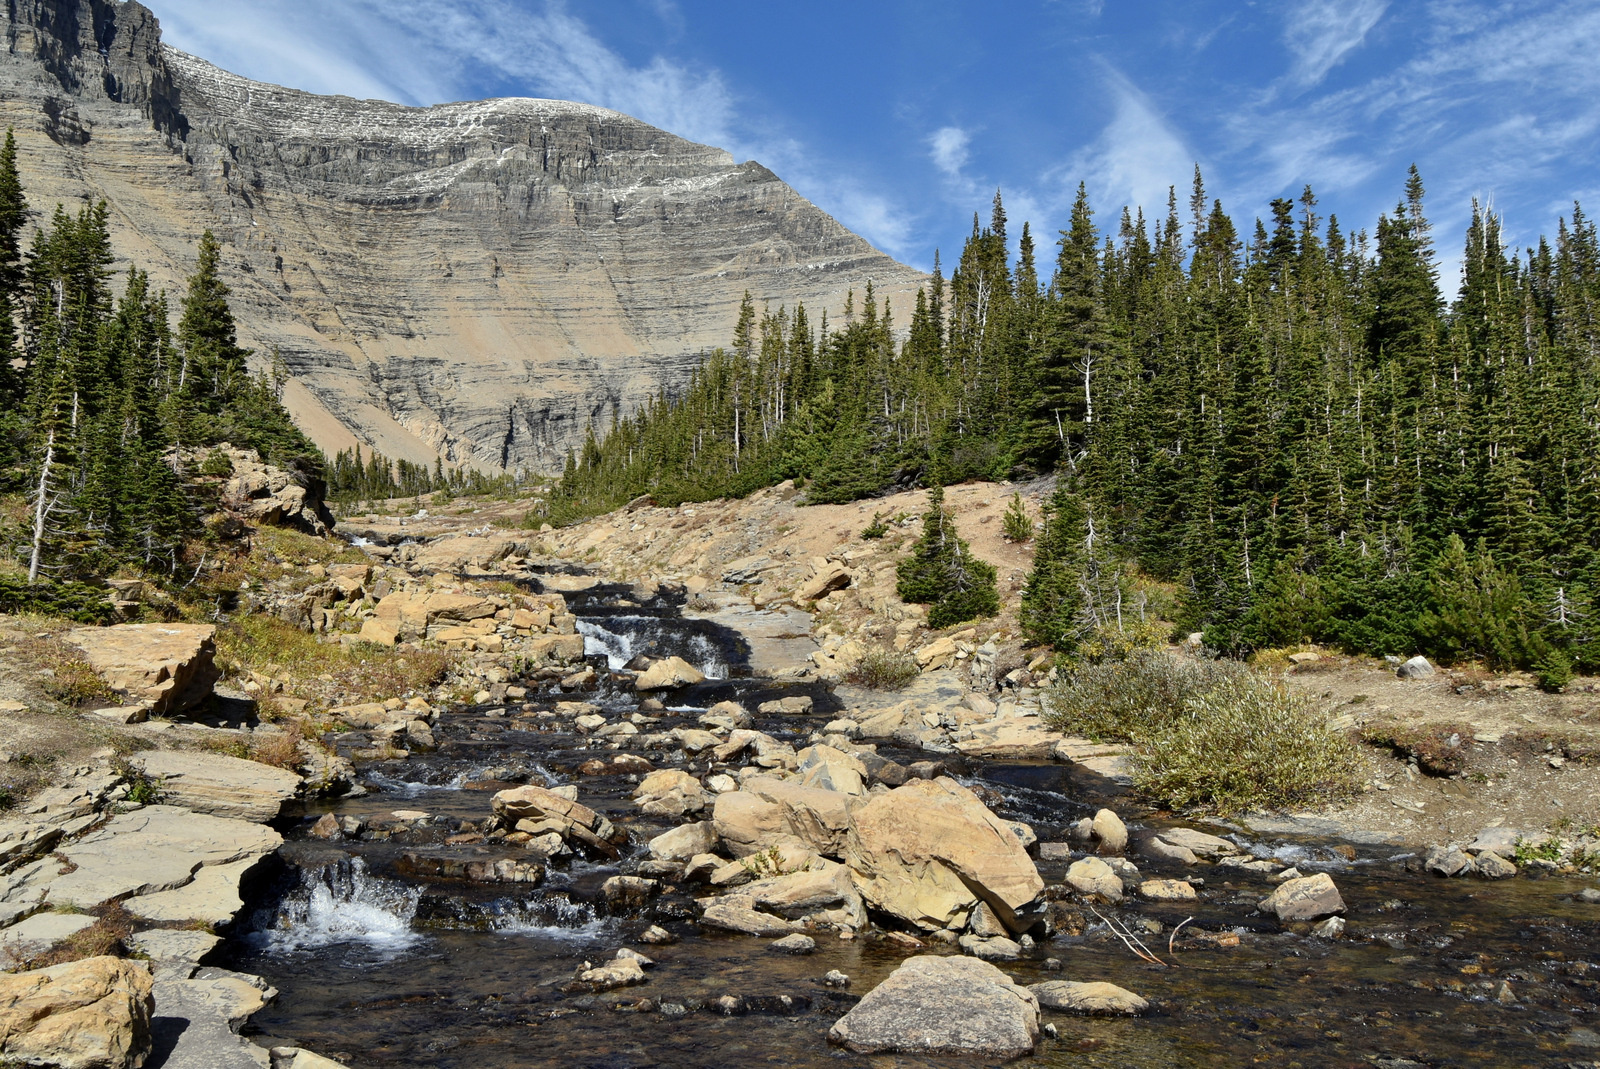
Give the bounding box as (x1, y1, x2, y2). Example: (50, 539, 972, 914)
(221, 569, 1600, 1068)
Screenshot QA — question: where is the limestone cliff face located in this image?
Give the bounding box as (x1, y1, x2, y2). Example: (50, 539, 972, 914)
(0, 0, 925, 471)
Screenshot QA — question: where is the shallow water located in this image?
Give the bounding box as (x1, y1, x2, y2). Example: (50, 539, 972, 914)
(223, 574, 1600, 1068)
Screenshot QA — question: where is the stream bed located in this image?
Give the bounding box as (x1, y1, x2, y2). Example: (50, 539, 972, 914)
(222, 571, 1600, 1068)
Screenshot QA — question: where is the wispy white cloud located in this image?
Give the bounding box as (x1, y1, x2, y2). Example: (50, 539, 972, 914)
(1064, 69, 1195, 219)
(928, 126, 972, 178)
(1282, 0, 1387, 87)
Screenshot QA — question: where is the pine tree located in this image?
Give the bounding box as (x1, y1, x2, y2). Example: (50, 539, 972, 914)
(897, 484, 1000, 628)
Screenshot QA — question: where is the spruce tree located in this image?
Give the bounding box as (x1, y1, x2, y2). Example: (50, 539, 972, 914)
(897, 484, 1000, 628)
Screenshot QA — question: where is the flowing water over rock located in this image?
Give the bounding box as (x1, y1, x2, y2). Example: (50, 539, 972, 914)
(221, 570, 1600, 1068)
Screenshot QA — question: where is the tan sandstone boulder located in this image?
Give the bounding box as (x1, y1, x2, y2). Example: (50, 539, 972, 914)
(845, 777, 1044, 932)
(65, 624, 219, 715)
(634, 656, 706, 690)
(0, 956, 154, 1069)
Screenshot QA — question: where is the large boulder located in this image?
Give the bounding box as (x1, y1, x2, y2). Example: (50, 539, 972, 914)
(491, 785, 620, 858)
(845, 777, 1043, 932)
(1259, 872, 1346, 922)
(795, 745, 867, 795)
(647, 821, 718, 862)
(743, 777, 859, 857)
(221, 450, 335, 535)
(65, 624, 219, 715)
(0, 956, 154, 1069)
(634, 656, 705, 690)
(633, 770, 708, 818)
(712, 790, 788, 858)
(134, 750, 301, 822)
(828, 955, 1039, 1058)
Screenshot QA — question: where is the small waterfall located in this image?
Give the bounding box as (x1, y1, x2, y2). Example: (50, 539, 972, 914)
(577, 616, 730, 679)
(247, 858, 421, 954)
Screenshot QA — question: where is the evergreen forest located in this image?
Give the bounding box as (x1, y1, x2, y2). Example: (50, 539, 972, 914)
(0, 131, 318, 610)
(549, 168, 1600, 682)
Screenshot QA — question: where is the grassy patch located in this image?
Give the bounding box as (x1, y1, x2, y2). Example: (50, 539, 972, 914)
(1360, 721, 1476, 776)
(21, 902, 136, 969)
(1043, 649, 1362, 813)
(11, 632, 120, 707)
(214, 613, 458, 708)
(844, 647, 921, 691)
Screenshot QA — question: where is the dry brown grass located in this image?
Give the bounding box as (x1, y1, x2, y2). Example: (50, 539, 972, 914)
(10, 632, 120, 707)
(215, 613, 459, 708)
(22, 902, 136, 969)
(249, 721, 304, 769)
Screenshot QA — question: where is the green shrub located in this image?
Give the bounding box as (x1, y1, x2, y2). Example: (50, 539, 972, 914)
(1534, 647, 1575, 692)
(861, 512, 888, 540)
(1001, 493, 1033, 543)
(845, 647, 920, 690)
(200, 447, 234, 477)
(1043, 650, 1361, 813)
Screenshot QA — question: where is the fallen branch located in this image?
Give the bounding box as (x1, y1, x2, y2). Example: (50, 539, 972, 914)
(1168, 916, 1194, 958)
(1088, 904, 1170, 967)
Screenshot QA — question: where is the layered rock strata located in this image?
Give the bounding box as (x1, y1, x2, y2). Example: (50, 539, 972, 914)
(0, 0, 925, 471)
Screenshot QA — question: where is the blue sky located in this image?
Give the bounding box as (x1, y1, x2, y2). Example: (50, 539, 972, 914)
(148, 0, 1600, 293)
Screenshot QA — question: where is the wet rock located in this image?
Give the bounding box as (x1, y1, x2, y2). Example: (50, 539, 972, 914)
(1037, 842, 1074, 862)
(768, 933, 816, 954)
(958, 934, 1022, 960)
(1029, 980, 1148, 1016)
(1396, 655, 1436, 679)
(1576, 887, 1600, 904)
(65, 623, 219, 715)
(1138, 879, 1197, 902)
(634, 657, 705, 690)
(0, 956, 154, 1069)
(647, 821, 718, 862)
(602, 875, 660, 909)
(968, 901, 1009, 938)
(1258, 872, 1346, 922)
(1091, 809, 1128, 854)
(308, 813, 345, 840)
(491, 785, 621, 858)
(828, 955, 1039, 1058)
(136, 750, 301, 823)
(1425, 846, 1475, 877)
(1312, 916, 1346, 939)
(845, 777, 1043, 932)
(746, 862, 863, 926)
(576, 956, 646, 991)
(698, 900, 796, 937)
(823, 969, 850, 988)
(1473, 850, 1517, 880)
(639, 925, 677, 944)
(1141, 836, 1200, 865)
(1156, 827, 1238, 859)
(1065, 857, 1124, 902)
(757, 695, 813, 715)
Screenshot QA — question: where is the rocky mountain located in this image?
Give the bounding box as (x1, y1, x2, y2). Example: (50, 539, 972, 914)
(0, 0, 925, 472)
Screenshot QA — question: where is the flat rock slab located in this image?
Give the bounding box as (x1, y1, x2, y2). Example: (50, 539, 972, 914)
(1030, 980, 1149, 1016)
(126, 857, 263, 928)
(828, 954, 1039, 1058)
(150, 968, 275, 1069)
(131, 929, 223, 965)
(66, 623, 219, 715)
(0, 910, 97, 962)
(137, 751, 302, 822)
(2, 805, 280, 913)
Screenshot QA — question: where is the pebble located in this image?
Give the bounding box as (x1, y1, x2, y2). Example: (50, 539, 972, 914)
(823, 969, 851, 988)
